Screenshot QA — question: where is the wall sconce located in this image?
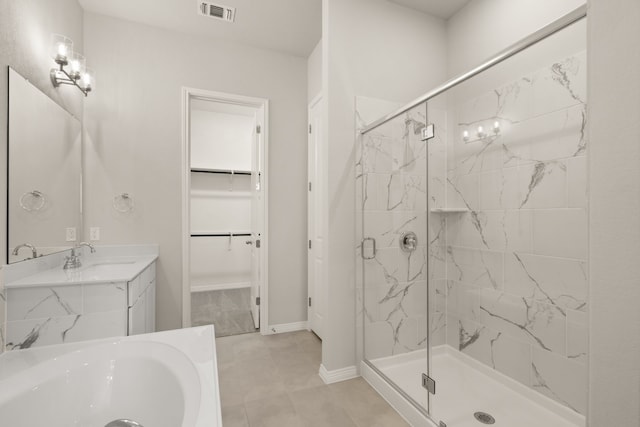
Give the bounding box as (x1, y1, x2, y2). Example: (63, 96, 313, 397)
(462, 120, 502, 144)
(49, 33, 94, 96)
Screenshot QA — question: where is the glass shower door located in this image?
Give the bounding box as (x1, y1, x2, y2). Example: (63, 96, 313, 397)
(360, 101, 431, 415)
(425, 18, 588, 427)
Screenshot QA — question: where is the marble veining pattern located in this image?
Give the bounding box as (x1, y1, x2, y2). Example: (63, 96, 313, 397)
(444, 51, 588, 415)
(5, 282, 129, 350)
(359, 50, 588, 418)
(360, 103, 429, 360)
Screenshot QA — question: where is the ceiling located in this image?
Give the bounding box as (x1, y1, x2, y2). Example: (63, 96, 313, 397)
(388, 0, 472, 20)
(79, 0, 472, 58)
(79, 0, 322, 57)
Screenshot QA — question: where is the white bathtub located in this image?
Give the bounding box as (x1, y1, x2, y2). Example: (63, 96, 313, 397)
(0, 325, 221, 427)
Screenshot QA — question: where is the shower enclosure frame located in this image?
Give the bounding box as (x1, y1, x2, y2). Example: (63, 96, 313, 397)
(358, 4, 588, 426)
(361, 5, 586, 135)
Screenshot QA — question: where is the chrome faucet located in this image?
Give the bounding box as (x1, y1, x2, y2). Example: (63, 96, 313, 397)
(12, 243, 38, 259)
(62, 242, 96, 270)
(77, 241, 96, 253)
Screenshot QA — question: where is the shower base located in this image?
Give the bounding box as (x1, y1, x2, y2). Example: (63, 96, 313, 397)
(364, 346, 584, 427)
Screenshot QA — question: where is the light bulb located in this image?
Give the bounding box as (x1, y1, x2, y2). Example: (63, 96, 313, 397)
(57, 43, 68, 57)
(51, 34, 73, 65)
(462, 130, 469, 141)
(477, 126, 485, 138)
(83, 73, 92, 87)
(71, 60, 80, 73)
(493, 121, 500, 133)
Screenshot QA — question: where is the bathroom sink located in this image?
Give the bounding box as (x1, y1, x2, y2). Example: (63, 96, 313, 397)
(89, 260, 137, 267)
(79, 261, 138, 277)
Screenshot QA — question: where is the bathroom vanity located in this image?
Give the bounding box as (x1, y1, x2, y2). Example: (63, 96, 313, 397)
(2, 245, 158, 350)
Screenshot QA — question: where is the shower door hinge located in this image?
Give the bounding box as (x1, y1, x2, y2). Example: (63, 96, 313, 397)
(421, 124, 435, 141)
(256, 124, 261, 134)
(422, 373, 436, 394)
(255, 239, 261, 249)
(256, 297, 261, 306)
(308, 297, 312, 307)
(308, 240, 312, 249)
(361, 237, 376, 260)
(309, 124, 312, 134)
(309, 182, 312, 191)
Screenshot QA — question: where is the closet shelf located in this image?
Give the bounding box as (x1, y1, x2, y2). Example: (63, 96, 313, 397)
(191, 168, 251, 175)
(430, 208, 469, 213)
(191, 231, 251, 237)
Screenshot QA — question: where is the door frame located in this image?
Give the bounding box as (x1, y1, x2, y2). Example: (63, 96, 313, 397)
(307, 93, 324, 338)
(181, 87, 269, 332)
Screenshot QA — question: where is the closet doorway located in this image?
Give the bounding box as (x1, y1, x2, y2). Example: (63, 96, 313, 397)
(181, 88, 268, 337)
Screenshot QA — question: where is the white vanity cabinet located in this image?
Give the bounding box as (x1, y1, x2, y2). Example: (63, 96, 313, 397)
(3, 247, 158, 350)
(127, 261, 156, 335)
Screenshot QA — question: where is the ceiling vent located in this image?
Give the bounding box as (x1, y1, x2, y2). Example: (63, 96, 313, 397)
(198, 1, 236, 22)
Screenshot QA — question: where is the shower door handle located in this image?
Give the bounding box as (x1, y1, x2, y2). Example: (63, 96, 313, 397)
(361, 237, 376, 260)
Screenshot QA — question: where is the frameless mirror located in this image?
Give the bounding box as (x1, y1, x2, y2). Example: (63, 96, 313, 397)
(7, 67, 82, 263)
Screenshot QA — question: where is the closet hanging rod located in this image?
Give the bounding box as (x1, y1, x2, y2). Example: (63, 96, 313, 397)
(190, 233, 252, 237)
(190, 168, 251, 175)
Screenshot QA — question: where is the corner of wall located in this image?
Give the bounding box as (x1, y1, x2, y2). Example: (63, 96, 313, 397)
(0, 0, 84, 356)
(307, 39, 323, 103)
(587, 0, 640, 424)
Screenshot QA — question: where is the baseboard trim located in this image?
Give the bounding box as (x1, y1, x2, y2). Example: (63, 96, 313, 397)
(265, 321, 308, 335)
(319, 364, 359, 384)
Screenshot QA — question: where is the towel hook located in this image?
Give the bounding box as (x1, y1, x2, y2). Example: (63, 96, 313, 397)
(113, 193, 134, 213)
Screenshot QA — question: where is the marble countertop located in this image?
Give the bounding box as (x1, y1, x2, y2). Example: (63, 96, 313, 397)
(3, 254, 158, 288)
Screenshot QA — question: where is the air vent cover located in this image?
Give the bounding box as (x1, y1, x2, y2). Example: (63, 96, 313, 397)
(198, 1, 236, 22)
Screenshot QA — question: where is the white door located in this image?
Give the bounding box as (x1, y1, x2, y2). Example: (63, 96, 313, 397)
(308, 96, 325, 338)
(250, 105, 265, 329)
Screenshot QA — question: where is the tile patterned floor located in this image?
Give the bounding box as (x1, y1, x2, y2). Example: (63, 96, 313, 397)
(216, 331, 410, 427)
(192, 288, 257, 337)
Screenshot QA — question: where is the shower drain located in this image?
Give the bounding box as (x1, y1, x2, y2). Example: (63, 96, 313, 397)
(473, 412, 496, 424)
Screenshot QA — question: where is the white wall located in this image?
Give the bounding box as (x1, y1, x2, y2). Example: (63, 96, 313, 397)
(190, 174, 252, 290)
(0, 0, 85, 353)
(307, 40, 322, 102)
(189, 106, 253, 291)
(83, 12, 308, 331)
(190, 109, 253, 171)
(190, 174, 251, 234)
(588, 0, 640, 424)
(322, 0, 447, 371)
(446, 0, 586, 77)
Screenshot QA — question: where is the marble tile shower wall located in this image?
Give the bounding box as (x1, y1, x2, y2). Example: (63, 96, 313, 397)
(442, 51, 588, 414)
(359, 104, 430, 360)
